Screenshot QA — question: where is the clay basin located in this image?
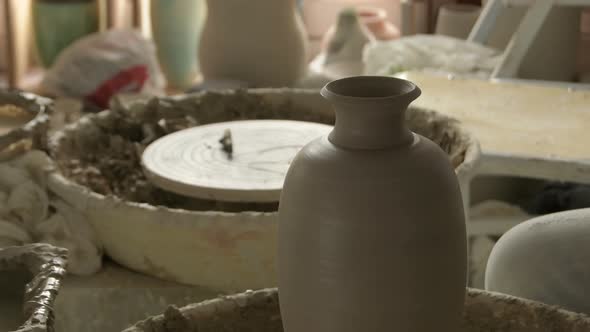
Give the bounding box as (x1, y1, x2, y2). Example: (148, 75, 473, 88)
(0, 91, 51, 159)
(124, 288, 590, 332)
(48, 89, 480, 292)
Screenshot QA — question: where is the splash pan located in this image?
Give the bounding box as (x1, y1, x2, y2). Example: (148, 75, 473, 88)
(123, 288, 590, 332)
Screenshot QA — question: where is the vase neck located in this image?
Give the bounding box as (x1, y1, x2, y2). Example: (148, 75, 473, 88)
(321, 76, 421, 150)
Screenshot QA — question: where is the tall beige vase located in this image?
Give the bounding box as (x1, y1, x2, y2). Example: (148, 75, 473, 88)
(278, 76, 467, 332)
(198, 0, 308, 87)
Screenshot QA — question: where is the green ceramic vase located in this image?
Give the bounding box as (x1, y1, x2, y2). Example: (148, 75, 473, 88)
(150, 0, 206, 89)
(33, 0, 99, 68)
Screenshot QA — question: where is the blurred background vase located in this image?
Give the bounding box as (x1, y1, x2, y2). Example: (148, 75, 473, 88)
(32, 0, 99, 68)
(150, 0, 205, 90)
(303, 0, 401, 56)
(199, 0, 308, 87)
(322, 6, 398, 50)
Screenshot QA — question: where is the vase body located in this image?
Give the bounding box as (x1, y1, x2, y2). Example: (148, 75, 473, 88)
(278, 76, 467, 332)
(198, 0, 308, 87)
(151, 0, 205, 89)
(33, 0, 99, 68)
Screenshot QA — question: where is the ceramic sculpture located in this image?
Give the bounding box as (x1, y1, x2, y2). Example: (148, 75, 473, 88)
(278, 76, 467, 332)
(198, 0, 308, 87)
(486, 208, 590, 314)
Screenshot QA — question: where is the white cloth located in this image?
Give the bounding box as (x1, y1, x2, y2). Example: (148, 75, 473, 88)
(0, 150, 102, 275)
(364, 35, 502, 79)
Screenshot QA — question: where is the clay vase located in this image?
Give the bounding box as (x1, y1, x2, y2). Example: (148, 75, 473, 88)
(322, 6, 399, 50)
(198, 0, 308, 88)
(485, 208, 590, 314)
(321, 8, 373, 76)
(150, 0, 205, 89)
(278, 76, 467, 332)
(32, 0, 99, 68)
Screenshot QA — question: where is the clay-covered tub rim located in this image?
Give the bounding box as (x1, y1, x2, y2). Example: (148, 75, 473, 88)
(47, 88, 481, 220)
(122, 287, 590, 332)
(0, 90, 52, 153)
(48, 171, 275, 220)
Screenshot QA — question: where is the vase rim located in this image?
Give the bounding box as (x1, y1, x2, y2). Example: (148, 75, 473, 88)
(321, 76, 421, 105)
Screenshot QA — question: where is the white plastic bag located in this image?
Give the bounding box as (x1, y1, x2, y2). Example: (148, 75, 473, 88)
(41, 29, 166, 108)
(364, 35, 502, 78)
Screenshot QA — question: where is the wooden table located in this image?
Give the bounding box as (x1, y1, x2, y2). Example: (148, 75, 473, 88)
(400, 71, 590, 183)
(398, 71, 590, 236)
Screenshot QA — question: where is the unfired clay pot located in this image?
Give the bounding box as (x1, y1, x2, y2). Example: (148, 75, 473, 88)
(198, 0, 308, 88)
(278, 76, 467, 332)
(486, 208, 590, 314)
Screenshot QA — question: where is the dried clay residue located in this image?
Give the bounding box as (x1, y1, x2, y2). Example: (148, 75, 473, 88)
(52, 91, 333, 212)
(51, 90, 469, 213)
(124, 288, 590, 332)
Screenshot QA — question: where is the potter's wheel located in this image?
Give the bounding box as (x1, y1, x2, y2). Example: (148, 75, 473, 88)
(142, 120, 332, 202)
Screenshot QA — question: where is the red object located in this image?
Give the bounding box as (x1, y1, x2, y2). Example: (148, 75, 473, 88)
(357, 6, 400, 40)
(321, 6, 400, 53)
(86, 65, 149, 108)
